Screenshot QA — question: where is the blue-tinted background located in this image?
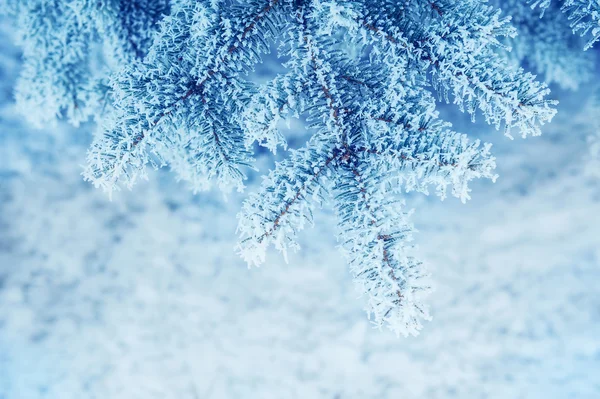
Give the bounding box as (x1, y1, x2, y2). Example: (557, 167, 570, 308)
(1, 17, 600, 399)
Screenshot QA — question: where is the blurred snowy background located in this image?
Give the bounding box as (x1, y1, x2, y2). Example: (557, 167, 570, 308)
(1, 17, 600, 399)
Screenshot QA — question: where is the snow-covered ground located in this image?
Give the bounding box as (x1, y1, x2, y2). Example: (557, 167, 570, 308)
(1, 27, 599, 399)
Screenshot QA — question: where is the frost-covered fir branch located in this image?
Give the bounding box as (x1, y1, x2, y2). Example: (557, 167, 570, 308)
(342, 0, 557, 138)
(531, 0, 600, 50)
(87, 0, 556, 194)
(85, 0, 554, 335)
(4, 0, 557, 335)
(333, 160, 432, 335)
(0, 0, 169, 126)
(236, 1, 525, 335)
(494, 0, 596, 90)
(85, 0, 288, 193)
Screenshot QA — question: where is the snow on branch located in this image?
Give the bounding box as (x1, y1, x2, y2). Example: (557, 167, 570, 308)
(237, 1, 509, 333)
(348, 0, 558, 138)
(1, 0, 169, 126)
(85, 0, 288, 193)
(333, 157, 431, 336)
(492, 0, 596, 90)
(531, 0, 600, 50)
(4, 0, 565, 335)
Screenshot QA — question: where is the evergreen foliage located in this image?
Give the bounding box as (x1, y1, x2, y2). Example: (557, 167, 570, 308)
(0, 0, 169, 126)
(494, 0, 596, 89)
(4, 0, 572, 335)
(83, 0, 557, 335)
(531, 0, 600, 50)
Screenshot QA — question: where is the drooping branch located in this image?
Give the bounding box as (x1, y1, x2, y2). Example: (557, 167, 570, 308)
(333, 158, 431, 336)
(351, 0, 558, 137)
(85, 0, 288, 192)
